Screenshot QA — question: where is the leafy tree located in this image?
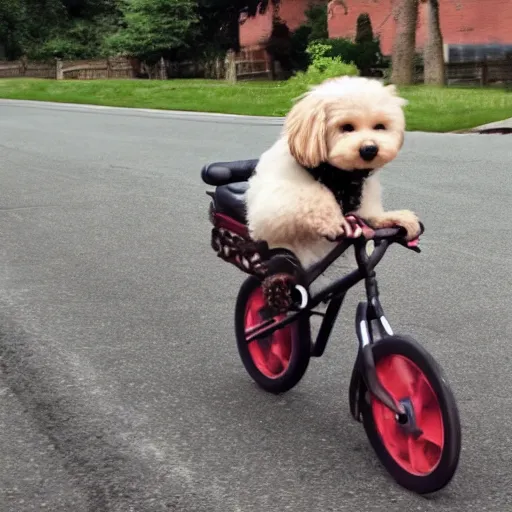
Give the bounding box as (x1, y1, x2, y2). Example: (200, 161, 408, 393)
(0, 0, 67, 59)
(304, 3, 329, 41)
(105, 0, 198, 61)
(0, 0, 26, 59)
(355, 13, 373, 44)
(194, 0, 280, 54)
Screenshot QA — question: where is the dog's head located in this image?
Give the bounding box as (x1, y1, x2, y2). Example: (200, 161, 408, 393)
(284, 76, 408, 171)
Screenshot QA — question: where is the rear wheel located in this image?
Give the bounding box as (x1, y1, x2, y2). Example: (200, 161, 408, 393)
(360, 335, 461, 494)
(235, 276, 311, 393)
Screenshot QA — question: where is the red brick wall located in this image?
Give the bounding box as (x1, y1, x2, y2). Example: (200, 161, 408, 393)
(239, 0, 315, 49)
(240, 0, 512, 56)
(328, 0, 512, 55)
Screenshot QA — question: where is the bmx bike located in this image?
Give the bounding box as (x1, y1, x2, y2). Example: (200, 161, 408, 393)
(201, 159, 461, 494)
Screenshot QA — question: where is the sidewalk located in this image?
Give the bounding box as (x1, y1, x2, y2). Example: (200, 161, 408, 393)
(470, 117, 512, 133)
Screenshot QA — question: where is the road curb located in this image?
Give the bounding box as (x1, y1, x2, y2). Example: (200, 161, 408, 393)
(3, 98, 512, 134)
(0, 98, 286, 126)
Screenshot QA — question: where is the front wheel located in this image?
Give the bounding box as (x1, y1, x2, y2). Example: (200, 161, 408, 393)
(360, 335, 461, 494)
(235, 276, 311, 394)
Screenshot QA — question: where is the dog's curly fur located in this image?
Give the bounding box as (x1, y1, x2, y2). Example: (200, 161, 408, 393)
(246, 76, 421, 269)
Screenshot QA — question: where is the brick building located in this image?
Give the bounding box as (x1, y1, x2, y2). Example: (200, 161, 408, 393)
(239, 0, 512, 61)
(239, 0, 314, 61)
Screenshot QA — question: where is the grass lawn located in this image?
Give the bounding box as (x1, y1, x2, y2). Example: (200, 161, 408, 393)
(1, 78, 512, 132)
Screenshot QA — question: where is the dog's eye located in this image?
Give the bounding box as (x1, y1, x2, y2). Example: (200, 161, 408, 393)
(374, 123, 386, 130)
(341, 124, 355, 132)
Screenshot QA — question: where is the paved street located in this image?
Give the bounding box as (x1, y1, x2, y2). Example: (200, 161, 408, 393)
(0, 100, 511, 512)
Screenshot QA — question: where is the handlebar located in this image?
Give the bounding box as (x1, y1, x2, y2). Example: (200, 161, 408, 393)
(352, 219, 424, 274)
(332, 215, 424, 251)
(308, 217, 424, 285)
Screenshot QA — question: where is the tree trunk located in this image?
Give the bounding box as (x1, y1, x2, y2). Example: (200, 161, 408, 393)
(391, 0, 419, 85)
(423, 0, 445, 85)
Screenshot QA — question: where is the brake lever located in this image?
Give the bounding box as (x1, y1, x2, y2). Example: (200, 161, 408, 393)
(325, 216, 424, 251)
(396, 222, 425, 253)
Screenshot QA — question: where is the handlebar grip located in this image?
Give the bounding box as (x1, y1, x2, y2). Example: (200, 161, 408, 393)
(373, 221, 425, 241)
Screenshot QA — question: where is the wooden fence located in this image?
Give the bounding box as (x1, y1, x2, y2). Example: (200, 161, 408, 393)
(445, 59, 512, 86)
(166, 50, 271, 80)
(0, 59, 57, 79)
(0, 57, 135, 80)
(1, 55, 510, 85)
(0, 52, 272, 82)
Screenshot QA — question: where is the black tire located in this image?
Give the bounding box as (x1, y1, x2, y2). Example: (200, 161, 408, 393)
(360, 335, 461, 494)
(235, 275, 311, 394)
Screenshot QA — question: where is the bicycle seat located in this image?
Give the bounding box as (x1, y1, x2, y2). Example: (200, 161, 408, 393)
(201, 159, 259, 186)
(215, 181, 249, 224)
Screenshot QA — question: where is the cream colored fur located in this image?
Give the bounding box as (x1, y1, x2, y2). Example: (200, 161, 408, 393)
(246, 76, 421, 269)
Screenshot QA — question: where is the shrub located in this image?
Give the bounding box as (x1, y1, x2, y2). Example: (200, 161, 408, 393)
(265, 17, 294, 77)
(304, 3, 329, 41)
(314, 37, 383, 77)
(355, 13, 374, 44)
(289, 24, 312, 72)
(288, 41, 359, 88)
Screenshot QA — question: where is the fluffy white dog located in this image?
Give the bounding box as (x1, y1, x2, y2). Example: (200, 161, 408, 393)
(245, 76, 421, 269)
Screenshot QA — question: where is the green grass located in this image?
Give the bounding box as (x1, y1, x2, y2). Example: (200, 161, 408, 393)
(1, 78, 512, 132)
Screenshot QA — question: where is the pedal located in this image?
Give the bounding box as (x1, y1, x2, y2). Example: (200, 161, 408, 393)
(262, 273, 296, 314)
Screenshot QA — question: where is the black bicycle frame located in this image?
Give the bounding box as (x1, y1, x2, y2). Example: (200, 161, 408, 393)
(246, 234, 412, 419)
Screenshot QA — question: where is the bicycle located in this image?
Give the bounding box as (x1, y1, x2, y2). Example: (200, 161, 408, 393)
(201, 159, 461, 494)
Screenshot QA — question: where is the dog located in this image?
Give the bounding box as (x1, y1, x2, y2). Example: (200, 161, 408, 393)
(245, 75, 421, 270)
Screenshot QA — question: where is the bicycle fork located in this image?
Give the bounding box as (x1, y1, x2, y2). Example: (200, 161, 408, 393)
(349, 273, 409, 423)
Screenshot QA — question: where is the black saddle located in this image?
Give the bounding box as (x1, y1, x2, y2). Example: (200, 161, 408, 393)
(214, 181, 249, 224)
(201, 159, 258, 186)
(202, 159, 259, 224)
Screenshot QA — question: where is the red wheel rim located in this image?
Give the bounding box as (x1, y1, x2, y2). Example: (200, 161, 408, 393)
(244, 287, 293, 379)
(371, 355, 445, 476)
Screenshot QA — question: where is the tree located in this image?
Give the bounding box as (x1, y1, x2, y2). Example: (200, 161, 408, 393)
(105, 0, 198, 61)
(391, 0, 419, 85)
(0, 0, 26, 59)
(196, 0, 280, 54)
(355, 13, 373, 44)
(305, 3, 329, 41)
(422, 0, 445, 85)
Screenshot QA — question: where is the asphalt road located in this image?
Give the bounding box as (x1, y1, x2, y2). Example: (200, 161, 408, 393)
(0, 100, 511, 512)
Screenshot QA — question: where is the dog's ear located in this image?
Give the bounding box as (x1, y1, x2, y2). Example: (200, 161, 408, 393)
(284, 93, 328, 168)
(385, 84, 408, 107)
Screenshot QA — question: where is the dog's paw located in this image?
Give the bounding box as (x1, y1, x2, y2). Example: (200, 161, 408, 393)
(317, 220, 345, 241)
(368, 210, 421, 240)
(317, 216, 362, 241)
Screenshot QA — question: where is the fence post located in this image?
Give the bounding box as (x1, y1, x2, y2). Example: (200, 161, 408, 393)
(20, 56, 27, 77)
(159, 57, 167, 80)
(480, 58, 488, 87)
(215, 57, 222, 79)
(56, 59, 63, 79)
(505, 52, 512, 91)
(225, 50, 237, 83)
(107, 58, 112, 79)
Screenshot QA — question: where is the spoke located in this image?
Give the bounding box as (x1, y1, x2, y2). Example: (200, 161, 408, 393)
(413, 373, 438, 415)
(407, 437, 430, 474)
(377, 355, 417, 399)
(270, 337, 291, 367)
(418, 407, 444, 448)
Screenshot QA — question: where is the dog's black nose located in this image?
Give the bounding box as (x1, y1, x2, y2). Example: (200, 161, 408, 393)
(359, 144, 379, 162)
